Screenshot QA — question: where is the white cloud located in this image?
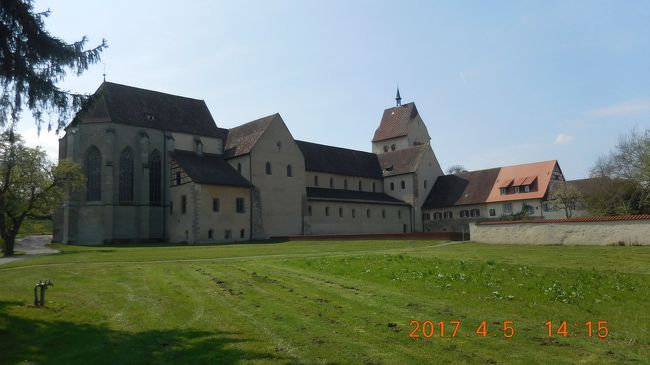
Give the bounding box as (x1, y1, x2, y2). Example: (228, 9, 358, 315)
(554, 133, 575, 145)
(588, 99, 650, 118)
(19, 127, 60, 162)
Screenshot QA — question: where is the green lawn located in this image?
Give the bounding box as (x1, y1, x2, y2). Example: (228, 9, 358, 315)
(0, 240, 648, 364)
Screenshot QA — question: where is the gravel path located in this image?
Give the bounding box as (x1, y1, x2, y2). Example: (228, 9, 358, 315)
(0, 235, 58, 265)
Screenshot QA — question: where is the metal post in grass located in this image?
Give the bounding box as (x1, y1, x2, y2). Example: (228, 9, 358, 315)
(33, 280, 53, 307)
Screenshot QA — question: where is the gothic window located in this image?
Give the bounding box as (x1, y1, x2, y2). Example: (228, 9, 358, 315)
(85, 146, 101, 201)
(119, 147, 134, 202)
(149, 150, 162, 204)
(265, 162, 272, 175)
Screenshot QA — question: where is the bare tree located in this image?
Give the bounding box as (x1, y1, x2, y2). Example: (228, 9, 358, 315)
(446, 165, 468, 175)
(589, 127, 650, 214)
(549, 181, 584, 218)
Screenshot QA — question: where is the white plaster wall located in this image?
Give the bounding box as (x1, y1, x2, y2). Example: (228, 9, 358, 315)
(171, 132, 223, 154)
(470, 220, 650, 245)
(308, 201, 410, 234)
(372, 136, 409, 154)
(305, 171, 384, 193)
(249, 117, 306, 237)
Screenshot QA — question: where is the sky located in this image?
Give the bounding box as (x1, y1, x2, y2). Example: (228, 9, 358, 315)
(17, 0, 650, 180)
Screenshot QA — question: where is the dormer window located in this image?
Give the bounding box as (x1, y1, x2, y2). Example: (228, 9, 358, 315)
(514, 186, 520, 194)
(524, 185, 530, 193)
(500, 187, 507, 195)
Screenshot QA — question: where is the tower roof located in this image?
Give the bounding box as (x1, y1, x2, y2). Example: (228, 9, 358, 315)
(372, 102, 419, 142)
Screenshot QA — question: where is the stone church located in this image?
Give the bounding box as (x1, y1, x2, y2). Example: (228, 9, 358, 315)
(53, 82, 445, 244)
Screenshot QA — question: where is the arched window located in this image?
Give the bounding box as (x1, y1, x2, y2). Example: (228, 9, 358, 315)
(287, 164, 292, 177)
(85, 146, 101, 201)
(265, 162, 272, 175)
(119, 147, 134, 202)
(366, 209, 371, 218)
(325, 206, 330, 216)
(401, 180, 406, 189)
(390, 182, 395, 191)
(149, 150, 162, 204)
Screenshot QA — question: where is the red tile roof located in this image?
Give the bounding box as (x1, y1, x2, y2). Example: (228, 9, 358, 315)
(479, 214, 650, 225)
(372, 102, 419, 142)
(486, 160, 558, 203)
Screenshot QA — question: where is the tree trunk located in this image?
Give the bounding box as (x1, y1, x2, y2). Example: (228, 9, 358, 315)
(3, 235, 15, 257)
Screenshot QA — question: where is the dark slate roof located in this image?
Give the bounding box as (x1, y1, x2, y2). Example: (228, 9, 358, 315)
(372, 102, 419, 142)
(306, 187, 408, 205)
(423, 168, 500, 209)
(72, 82, 224, 138)
(224, 114, 277, 158)
(377, 145, 429, 177)
(567, 177, 603, 197)
(296, 141, 382, 179)
(169, 150, 250, 187)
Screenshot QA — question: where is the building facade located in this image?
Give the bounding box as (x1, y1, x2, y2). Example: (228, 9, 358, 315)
(53, 82, 579, 244)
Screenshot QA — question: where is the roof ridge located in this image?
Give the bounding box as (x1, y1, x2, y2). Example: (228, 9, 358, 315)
(102, 81, 206, 102)
(295, 140, 375, 155)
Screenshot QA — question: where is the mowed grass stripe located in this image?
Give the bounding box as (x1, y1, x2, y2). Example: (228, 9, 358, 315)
(1, 241, 648, 364)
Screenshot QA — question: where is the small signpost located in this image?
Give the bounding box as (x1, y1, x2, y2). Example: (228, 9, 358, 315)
(33, 280, 53, 307)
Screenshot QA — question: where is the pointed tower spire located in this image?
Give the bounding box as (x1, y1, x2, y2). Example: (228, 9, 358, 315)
(395, 86, 402, 107)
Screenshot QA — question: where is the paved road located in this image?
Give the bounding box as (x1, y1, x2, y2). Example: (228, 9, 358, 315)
(0, 235, 58, 265)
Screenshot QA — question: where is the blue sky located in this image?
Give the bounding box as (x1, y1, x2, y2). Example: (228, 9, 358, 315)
(20, 1, 650, 179)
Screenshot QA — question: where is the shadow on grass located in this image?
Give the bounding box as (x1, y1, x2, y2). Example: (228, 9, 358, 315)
(0, 301, 295, 364)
